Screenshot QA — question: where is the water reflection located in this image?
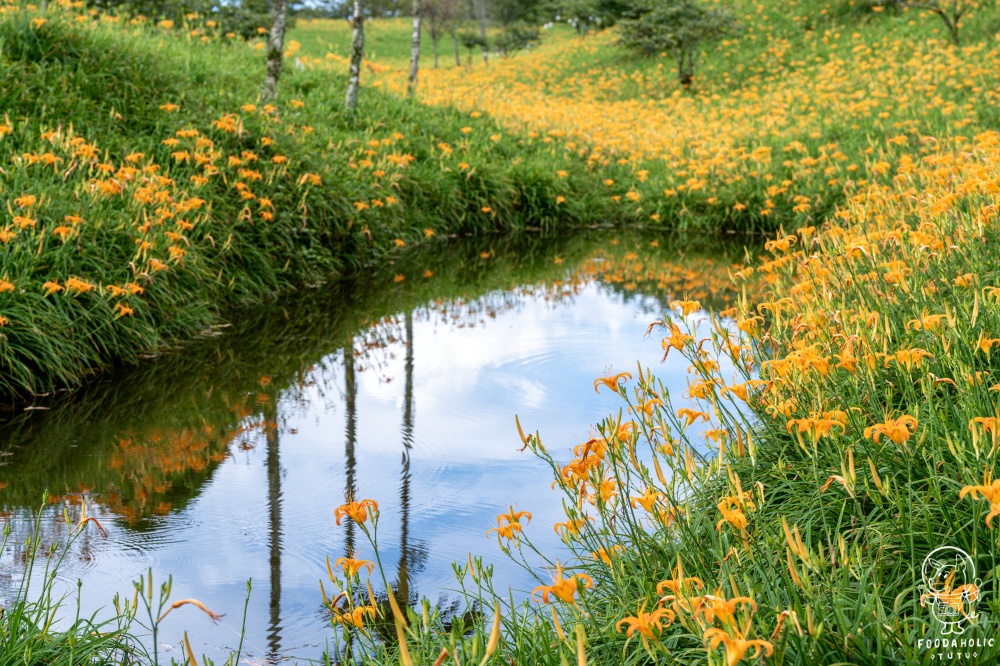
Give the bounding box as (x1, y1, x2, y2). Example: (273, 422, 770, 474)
(265, 398, 283, 659)
(0, 230, 751, 661)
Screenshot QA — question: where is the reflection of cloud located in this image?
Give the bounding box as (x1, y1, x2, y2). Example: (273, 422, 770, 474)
(493, 375, 548, 409)
(21, 277, 741, 663)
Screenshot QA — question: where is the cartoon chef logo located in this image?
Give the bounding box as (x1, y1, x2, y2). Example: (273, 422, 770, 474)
(921, 546, 981, 635)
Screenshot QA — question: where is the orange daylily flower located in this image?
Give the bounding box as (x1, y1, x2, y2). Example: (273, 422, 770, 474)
(334, 498, 378, 525)
(864, 415, 917, 447)
(332, 556, 375, 578)
(677, 408, 710, 428)
(616, 605, 675, 639)
(334, 604, 377, 630)
(704, 627, 774, 666)
(531, 565, 593, 605)
(960, 472, 1000, 528)
(593, 371, 632, 394)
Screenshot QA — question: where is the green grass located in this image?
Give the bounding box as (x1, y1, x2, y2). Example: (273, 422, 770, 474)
(0, 6, 642, 403)
(0, 498, 139, 665)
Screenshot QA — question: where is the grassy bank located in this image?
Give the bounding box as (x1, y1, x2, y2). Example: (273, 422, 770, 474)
(0, 5, 643, 403)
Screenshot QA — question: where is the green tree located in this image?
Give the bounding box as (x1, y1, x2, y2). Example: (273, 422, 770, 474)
(618, 0, 733, 87)
(425, 0, 463, 66)
(903, 0, 978, 45)
(556, 0, 600, 34)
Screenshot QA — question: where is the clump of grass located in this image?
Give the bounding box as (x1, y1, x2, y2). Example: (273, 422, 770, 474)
(0, 493, 254, 665)
(0, 496, 133, 664)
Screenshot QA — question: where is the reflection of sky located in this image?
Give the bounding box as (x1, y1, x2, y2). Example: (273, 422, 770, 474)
(7, 280, 738, 663)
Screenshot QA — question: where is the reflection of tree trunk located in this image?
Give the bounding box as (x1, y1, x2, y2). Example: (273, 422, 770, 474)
(264, 400, 282, 659)
(344, 342, 358, 556)
(395, 312, 415, 607)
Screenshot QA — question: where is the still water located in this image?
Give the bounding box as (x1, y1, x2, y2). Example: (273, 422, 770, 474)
(0, 230, 745, 663)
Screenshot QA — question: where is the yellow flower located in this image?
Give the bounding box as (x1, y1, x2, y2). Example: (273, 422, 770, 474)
(553, 516, 592, 538)
(487, 508, 532, 541)
(969, 417, 1000, 453)
(616, 605, 674, 639)
(334, 499, 378, 526)
(332, 556, 375, 578)
(671, 300, 702, 317)
(630, 487, 664, 513)
(64, 277, 96, 295)
(486, 522, 523, 541)
(677, 408, 710, 428)
(704, 627, 773, 666)
(590, 544, 623, 565)
(497, 507, 532, 526)
(864, 415, 917, 447)
(593, 370, 631, 394)
(332, 603, 376, 630)
(531, 565, 592, 604)
(961, 476, 1000, 529)
(42, 281, 63, 296)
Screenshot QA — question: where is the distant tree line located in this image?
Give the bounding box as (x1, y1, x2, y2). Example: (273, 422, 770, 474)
(85, 0, 738, 110)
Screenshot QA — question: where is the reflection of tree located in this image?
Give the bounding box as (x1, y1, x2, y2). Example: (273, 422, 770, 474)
(394, 311, 415, 609)
(343, 340, 358, 558)
(264, 398, 283, 659)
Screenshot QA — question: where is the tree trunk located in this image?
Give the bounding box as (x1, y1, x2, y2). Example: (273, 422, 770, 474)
(406, 0, 423, 95)
(261, 0, 287, 102)
(473, 0, 489, 64)
(452, 32, 460, 66)
(345, 0, 365, 112)
(480, 22, 488, 64)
